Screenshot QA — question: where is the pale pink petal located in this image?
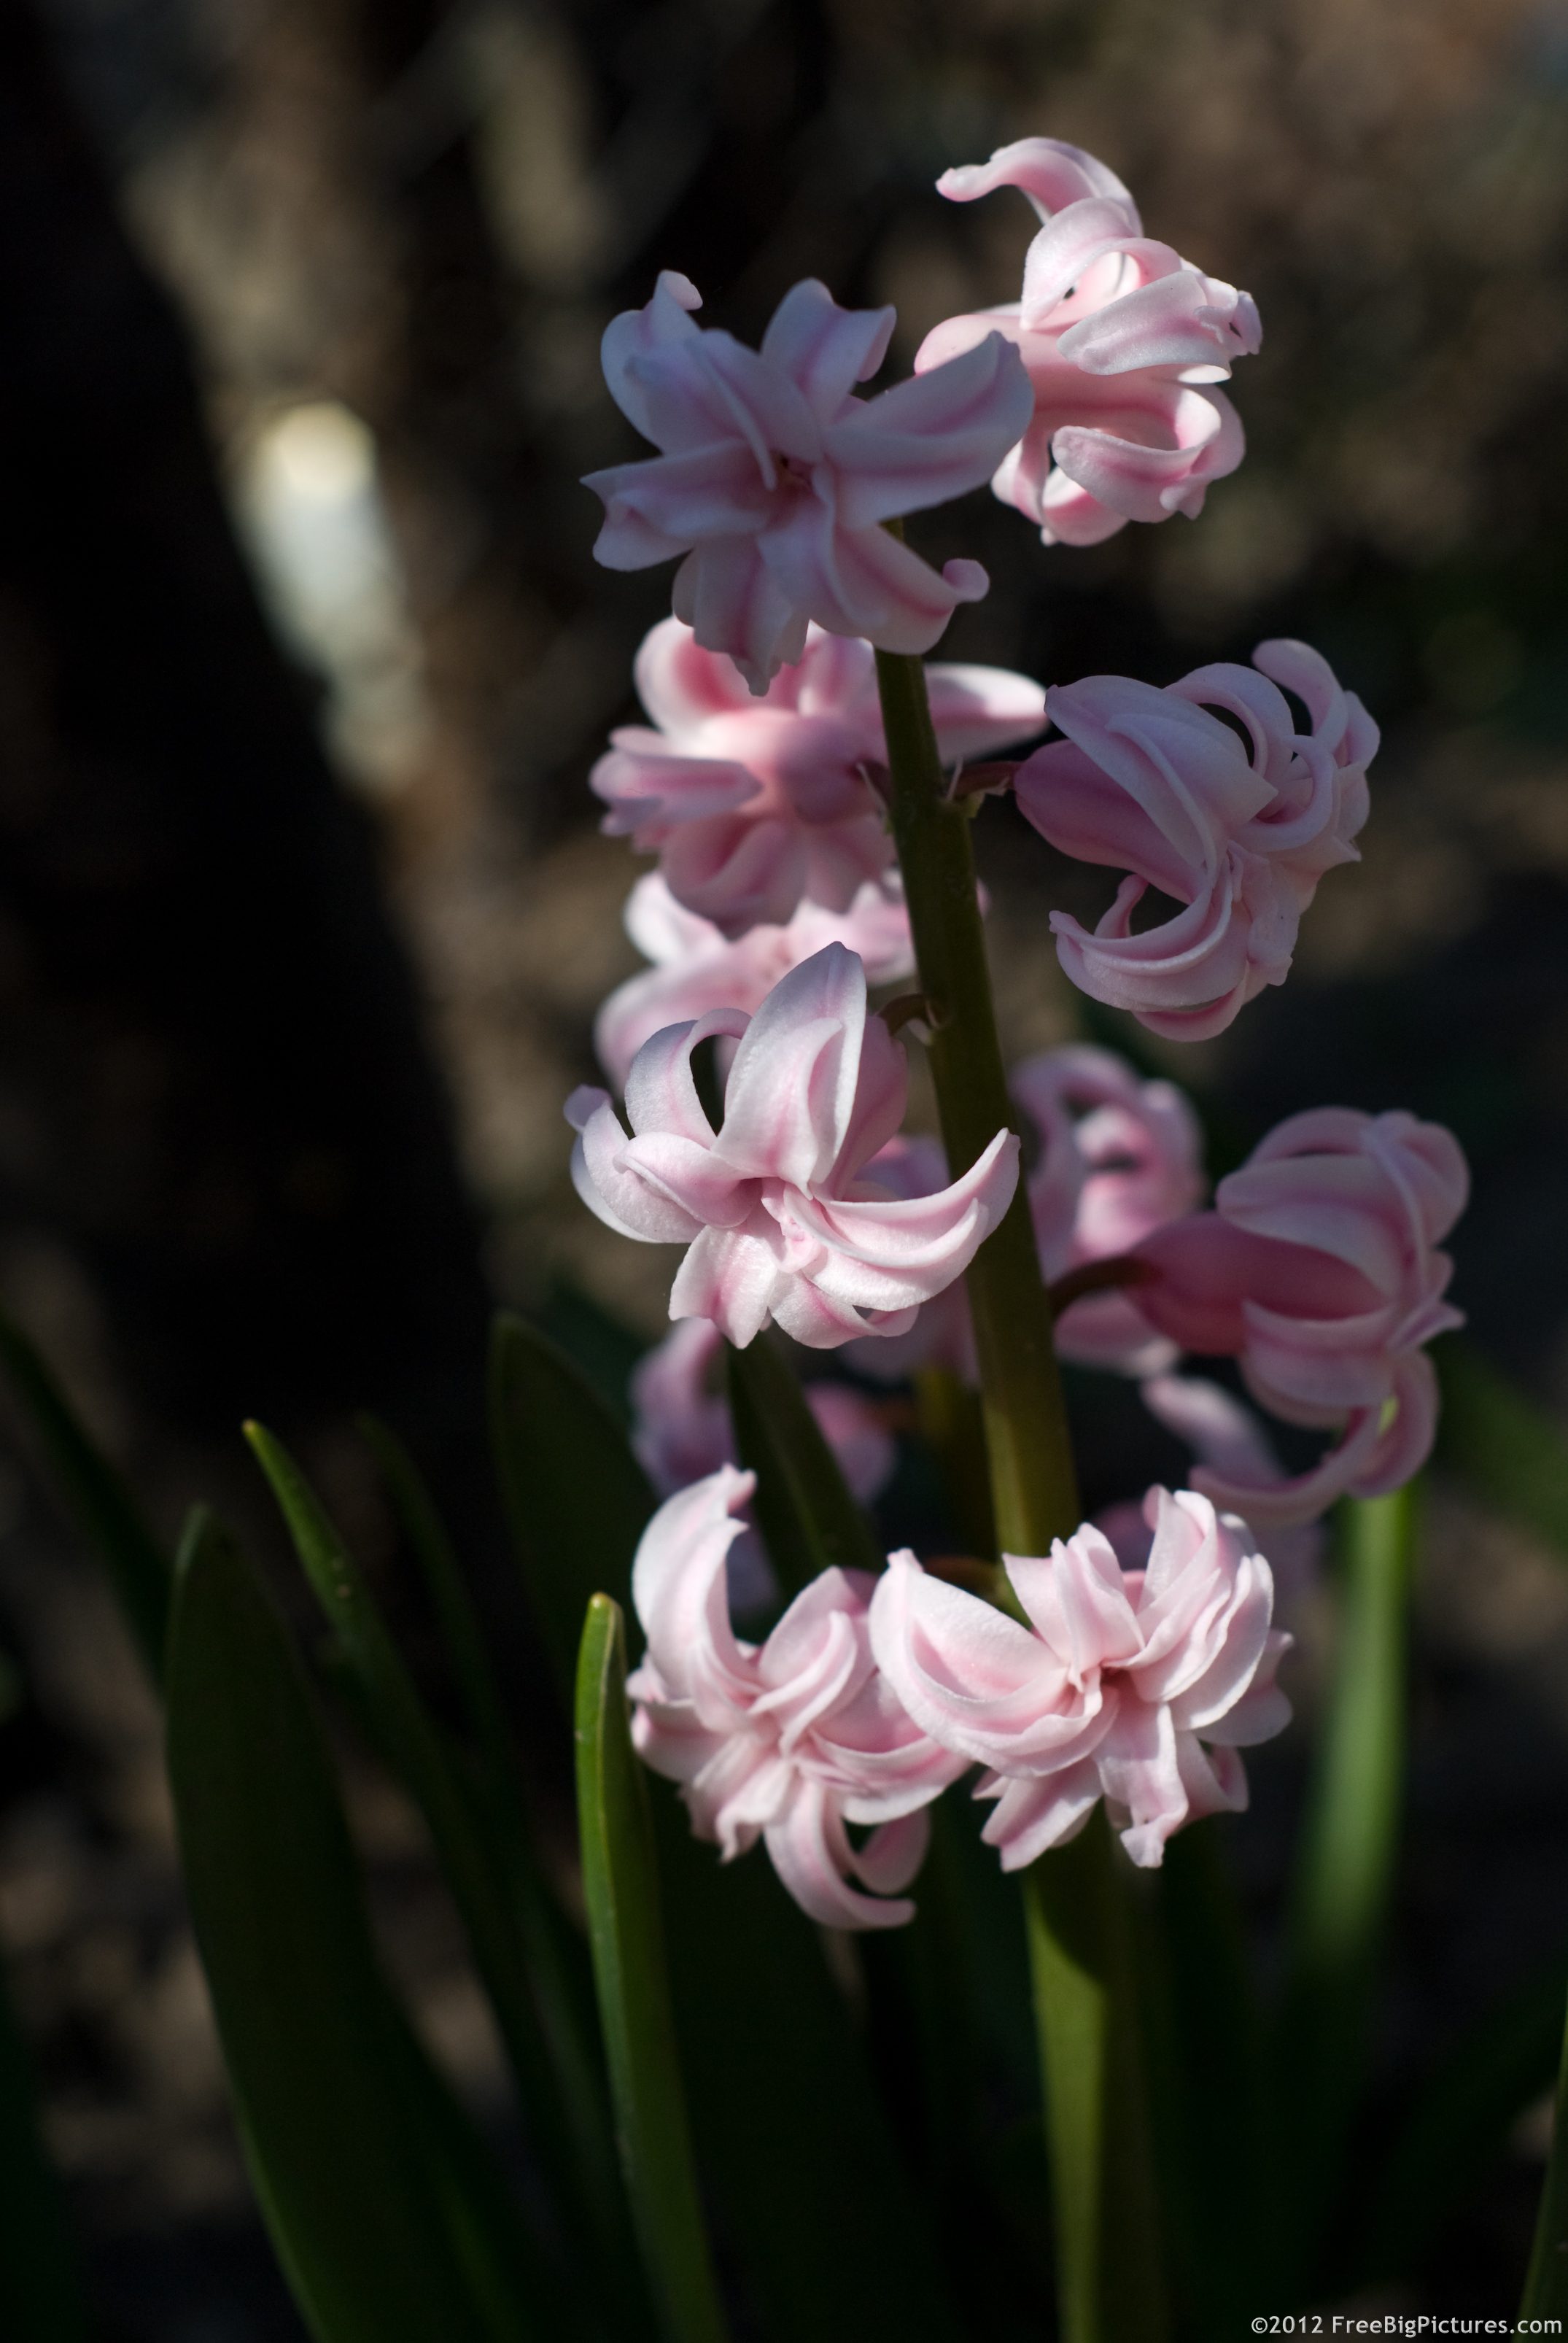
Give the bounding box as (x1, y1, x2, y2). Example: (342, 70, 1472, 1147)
(568, 1090, 704, 1243)
(669, 1223, 788, 1348)
(826, 333, 1035, 527)
(760, 278, 896, 418)
(936, 139, 1140, 229)
(713, 943, 865, 1186)
(764, 1778, 916, 1929)
(978, 1761, 1103, 1869)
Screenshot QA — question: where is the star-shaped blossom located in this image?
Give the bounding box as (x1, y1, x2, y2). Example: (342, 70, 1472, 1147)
(1016, 640, 1377, 1038)
(568, 943, 1019, 1349)
(583, 272, 1033, 691)
(628, 1468, 966, 1927)
(916, 137, 1260, 546)
(592, 618, 1045, 936)
(871, 1488, 1291, 1869)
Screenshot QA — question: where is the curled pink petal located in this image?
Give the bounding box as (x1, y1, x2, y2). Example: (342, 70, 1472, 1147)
(591, 616, 1043, 937)
(628, 1475, 963, 1927)
(1129, 1109, 1467, 1524)
(919, 137, 1259, 546)
(585, 276, 1031, 691)
(1017, 640, 1377, 1037)
(872, 1495, 1291, 1870)
(572, 944, 1019, 1350)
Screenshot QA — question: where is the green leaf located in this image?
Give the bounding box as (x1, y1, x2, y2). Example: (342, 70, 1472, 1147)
(651, 1784, 969, 2343)
(1436, 1336, 1568, 1557)
(356, 1413, 520, 1814)
(1276, 1484, 1418, 2283)
(725, 1331, 882, 1596)
(575, 1597, 729, 2343)
(0, 1942, 88, 2341)
(166, 1506, 516, 2343)
(244, 1425, 627, 2292)
(0, 1304, 170, 1684)
(1521, 1988, 1568, 2325)
(489, 1314, 656, 1708)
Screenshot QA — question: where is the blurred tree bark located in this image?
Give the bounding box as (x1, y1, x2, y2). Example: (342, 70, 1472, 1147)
(0, 0, 496, 1536)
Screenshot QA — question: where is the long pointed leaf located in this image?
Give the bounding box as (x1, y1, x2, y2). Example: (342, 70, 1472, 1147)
(166, 1506, 511, 2343)
(726, 1331, 882, 1595)
(357, 1412, 524, 1827)
(244, 1424, 627, 2292)
(575, 1596, 729, 2343)
(0, 1942, 88, 2341)
(0, 1304, 169, 1683)
(489, 1314, 656, 1706)
(1277, 1484, 1417, 2283)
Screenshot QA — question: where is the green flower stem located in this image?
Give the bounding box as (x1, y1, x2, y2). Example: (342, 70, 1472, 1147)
(872, 646, 1077, 1558)
(1025, 1815, 1169, 2343)
(874, 643, 1165, 2343)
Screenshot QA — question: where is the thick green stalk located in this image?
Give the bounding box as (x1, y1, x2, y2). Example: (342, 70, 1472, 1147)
(1025, 1817, 1169, 2343)
(874, 645, 1078, 1557)
(874, 645, 1165, 2343)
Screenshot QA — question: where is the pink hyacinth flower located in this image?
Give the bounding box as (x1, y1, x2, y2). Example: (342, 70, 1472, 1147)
(627, 1467, 966, 1926)
(630, 1317, 896, 1503)
(849, 1044, 1204, 1382)
(917, 137, 1260, 546)
(567, 942, 1020, 1349)
(1014, 1045, 1205, 1371)
(592, 618, 1046, 936)
(596, 873, 915, 1089)
(1095, 1374, 1326, 1610)
(1133, 1108, 1469, 1522)
(870, 1487, 1291, 1869)
(1015, 639, 1378, 1038)
(583, 271, 1033, 692)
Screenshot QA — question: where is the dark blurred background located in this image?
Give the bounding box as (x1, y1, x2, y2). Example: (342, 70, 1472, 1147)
(0, 0, 1565, 2331)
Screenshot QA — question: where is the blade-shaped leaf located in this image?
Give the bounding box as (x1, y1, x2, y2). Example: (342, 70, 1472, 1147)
(0, 1304, 170, 1684)
(1276, 1485, 1417, 2285)
(1522, 1991, 1568, 2324)
(0, 1942, 88, 2341)
(357, 1412, 522, 1824)
(575, 1596, 730, 2343)
(489, 1314, 656, 1706)
(244, 1425, 628, 2292)
(166, 1506, 516, 2343)
(726, 1332, 882, 1596)
(1437, 1336, 1568, 1557)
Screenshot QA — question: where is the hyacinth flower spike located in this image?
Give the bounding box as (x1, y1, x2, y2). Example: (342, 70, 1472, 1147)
(568, 942, 1020, 1348)
(583, 272, 1033, 691)
(627, 1466, 966, 1927)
